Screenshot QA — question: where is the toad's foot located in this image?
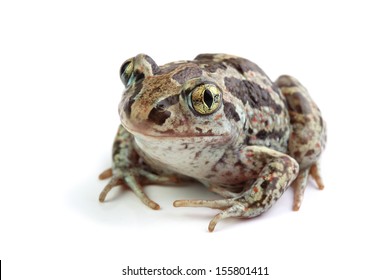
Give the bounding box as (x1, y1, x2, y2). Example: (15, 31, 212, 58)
(292, 163, 325, 211)
(99, 167, 179, 210)
(174, 198, 247, 232)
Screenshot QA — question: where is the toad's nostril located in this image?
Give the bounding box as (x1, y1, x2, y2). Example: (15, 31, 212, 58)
(156, 103, 166, 111)
(146, 95, 180, 125)
(148, 108, 171, 125)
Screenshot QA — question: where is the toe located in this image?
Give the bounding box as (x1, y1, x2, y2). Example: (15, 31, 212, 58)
(208, 204, 246, 232)
(173, 198, 235, 210)
(99, 177, 121, 202)
(99, 168, 113, 180)
(124, 176, 160, 210)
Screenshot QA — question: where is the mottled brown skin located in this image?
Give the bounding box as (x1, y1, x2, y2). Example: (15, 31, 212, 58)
(99, 53, 326, 231)
(276, 75, 326, 210)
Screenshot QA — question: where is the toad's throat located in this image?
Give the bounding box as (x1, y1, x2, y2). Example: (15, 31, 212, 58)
(133, 134, 230, 179)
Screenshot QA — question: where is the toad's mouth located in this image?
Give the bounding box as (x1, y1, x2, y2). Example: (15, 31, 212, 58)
(123, 123, 235, 146)
(129, 127, 223, 139)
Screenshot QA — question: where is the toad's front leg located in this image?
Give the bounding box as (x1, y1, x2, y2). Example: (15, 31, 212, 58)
(99, 125, 182, 209)
(174, 146, 299, 232)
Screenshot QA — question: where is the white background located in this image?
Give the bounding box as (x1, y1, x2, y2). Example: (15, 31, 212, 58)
(1, 0, 389, 279)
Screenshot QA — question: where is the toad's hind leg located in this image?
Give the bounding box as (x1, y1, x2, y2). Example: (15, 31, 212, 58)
(174, 146, 299, 232)
(276, 75, 327, 210)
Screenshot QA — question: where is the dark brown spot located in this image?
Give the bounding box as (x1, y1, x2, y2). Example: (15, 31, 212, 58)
(216, 155, 226, 166)
(134, 78, 144, 93)
(158, 62, 188, 75)
(284, 91, 312, 115)
(256, 130, 267, 140)
(256, 129, 287, 141)
(223, 101, 240, 122)
(260, 180, 270, 189)
(122, 78, 144, 117)
(194, 151, 202, 159)
(224, 57, 268, 76)
(172, 67, 202, 84)
(133, 71, 145, 83)
(224, 77, 282, 114)
(155, 95, 179, 110)
(305, 149, 315, 157)
(144, 55, 160, 75)
(194, 54, 219, 60)
(195, 127, 203, 133)
(148, 108, 171, 125)
(202, 62, 227, 73)
(293, 151, 302, 159)
(124, 97, 135, 118)
(300, 137, 309, 145)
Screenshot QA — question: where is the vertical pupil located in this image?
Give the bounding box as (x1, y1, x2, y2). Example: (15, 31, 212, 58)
(203, 89, 214, 108)
(121, 61, 131, 76)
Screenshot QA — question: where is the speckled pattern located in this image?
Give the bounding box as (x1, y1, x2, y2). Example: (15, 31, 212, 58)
(99, 53, 327, 231)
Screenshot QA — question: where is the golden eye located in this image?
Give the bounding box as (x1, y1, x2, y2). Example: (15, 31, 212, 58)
(119, 58, 135, 86)
(190, 84, 222, 115)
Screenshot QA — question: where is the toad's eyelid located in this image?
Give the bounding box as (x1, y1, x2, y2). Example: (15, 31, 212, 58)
(180, 78, 220, 97)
